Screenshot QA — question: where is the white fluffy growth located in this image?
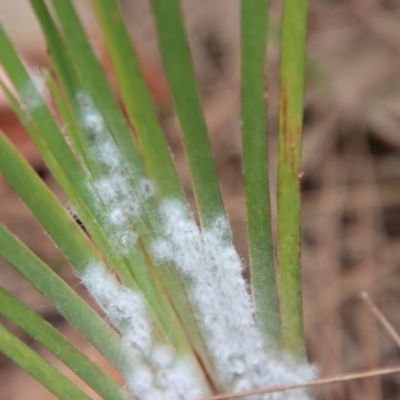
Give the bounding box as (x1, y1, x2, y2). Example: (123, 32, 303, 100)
(76, 93, 149, 255)
(81, 262, 207, 400)
(75, 92, 316, 399)
(127, 354, 205, 400)
(152, 199, 317, 399)
(81, 263, 152, 353)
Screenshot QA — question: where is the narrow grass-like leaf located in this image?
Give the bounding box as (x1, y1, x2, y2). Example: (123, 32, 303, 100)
(0, 286, 133, 400)
(0, 132, 119, 281)
(3, 6, 216, 384)
(0, 73, 136, 289)
(0, 79, 164, 318)
(277, 0, 309, 355)
(0, 0, 316, 396)
(91, 1, 220, 380)
(0, 324, 91, 400)
(45, 0, 145, 177)
(92, 0, 185, 201)
(0, 131, 194, 355)
(149, 0, 226, 229)
(43, 71, 92, 170)
(241, 0, 280, 345)
(0, 21, 91, 201)
(0, 223, 136, 374)
(0, 22, 187, 351)
(7, 3, 217, 374)
(61, 102, 190, 360)
(29, 0, 110, 177)
(0, 22, 138, 287)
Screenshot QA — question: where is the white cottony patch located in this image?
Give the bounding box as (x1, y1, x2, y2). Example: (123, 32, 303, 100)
(119, 231, 138, 248)
(82, 111, 105, 136)
(110, 208, 128, 226)
(93, 175, 140, 255)
(81, 262, 207, 400)
(153, 199, 317, 399)
(81, 263, 152, 353)
(76, 93, 119, 170)
(76, 93, 146, 255)
(95, 138, 122, 170)
(127, 355, 205, 400)
(74, 91, 316, 398)
(95, 176, 120, 202)
(150, 345, 174, 369)
(153, 355, 204, 400)
(77, 94, 108, 152)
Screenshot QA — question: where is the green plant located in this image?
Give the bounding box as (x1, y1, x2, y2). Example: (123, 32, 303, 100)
(0, 0, 313, 399)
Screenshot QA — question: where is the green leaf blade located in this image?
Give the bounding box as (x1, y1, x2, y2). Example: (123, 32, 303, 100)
(0, 223, 135, 375)
(0, 132, 111, 279)
(0, 324, 91, 400)
(46, 0, 145, 179)
(1, 5, 217, 373)
(93, 0, 185, 202)
(149, 0, 226, 229)
(0, 287, 133, 400)
(241, 0, 280, 345)
(277, 0, 309, 356)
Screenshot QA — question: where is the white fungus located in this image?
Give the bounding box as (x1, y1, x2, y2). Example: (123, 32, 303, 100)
(81, 263, 207, 400)
(76, 93, 144, 254)
(153, 199, 317, 399)
(75, 92, 317, 399)
(126, 354, 205, 400)
(81, 263, 152, 353)
(95, 176, 120, 203)
(82, 111, 105, 136)
(110, 208, 128, 226)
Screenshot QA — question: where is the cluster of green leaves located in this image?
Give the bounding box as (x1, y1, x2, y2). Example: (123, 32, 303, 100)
(0, 0, 308, 398)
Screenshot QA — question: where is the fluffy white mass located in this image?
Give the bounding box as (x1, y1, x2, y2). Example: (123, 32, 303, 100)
(81, 262, 206, 399)
(75, 92, 317, 399)
(77, 93, 149, 255)
(152, 199, 317, 399)
(81, 263, 153, 353)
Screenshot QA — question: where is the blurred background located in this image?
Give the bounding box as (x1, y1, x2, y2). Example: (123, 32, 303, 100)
(1, 0, 400, 399)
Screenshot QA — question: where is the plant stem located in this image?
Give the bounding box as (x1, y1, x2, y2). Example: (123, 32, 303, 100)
(241, 0, 280, 344)
(277, 0, 309, 356)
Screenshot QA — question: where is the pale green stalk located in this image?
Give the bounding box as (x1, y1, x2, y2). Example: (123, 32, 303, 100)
(277, 0, 309, 356)
(241, 0, 280, 344)
(0, 324, 91, 400)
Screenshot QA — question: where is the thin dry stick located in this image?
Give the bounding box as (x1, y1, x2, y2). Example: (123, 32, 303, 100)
(200, 366, 400, 400)
(361, 291, 400, 349)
